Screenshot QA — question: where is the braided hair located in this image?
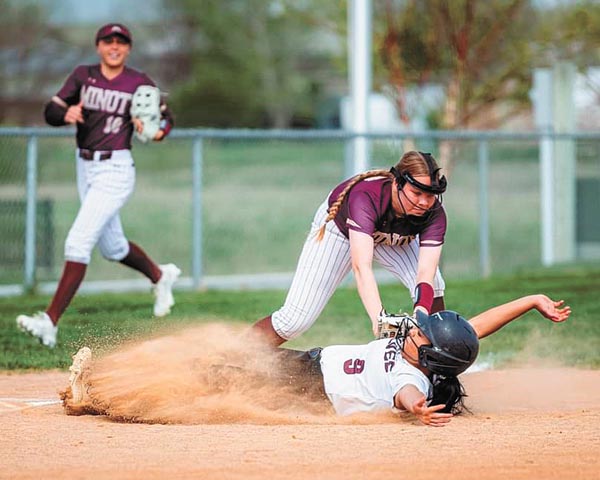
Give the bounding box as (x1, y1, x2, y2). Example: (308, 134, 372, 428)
(316, 151, 443, 241)
(316, 169, 392, 241)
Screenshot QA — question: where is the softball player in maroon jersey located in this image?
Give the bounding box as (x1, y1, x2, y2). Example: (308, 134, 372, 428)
(16, 23, 181, 348)
(252, 151, 448, 346)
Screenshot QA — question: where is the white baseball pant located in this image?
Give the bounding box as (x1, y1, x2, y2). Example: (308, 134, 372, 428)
(64, 149, 135, 264)
(271, 200, 445, 340)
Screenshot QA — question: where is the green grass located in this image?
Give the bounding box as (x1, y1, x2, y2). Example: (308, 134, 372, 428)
(1, 136, 599, 370)
(0, 136, 559, 284)
(1, 264, 598, 370)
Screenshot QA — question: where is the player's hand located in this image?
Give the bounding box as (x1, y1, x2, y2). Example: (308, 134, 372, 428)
(372, 321, 379, 337)
(153, 130, 165, 141)
(132, 117, 144, 133)
(412, 396, 453, 427)
(64, 101, 84, 124)
(535, 295, 571, 323)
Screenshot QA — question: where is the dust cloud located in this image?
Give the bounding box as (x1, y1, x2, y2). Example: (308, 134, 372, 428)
(66, 324, 591, 424)
(75, 324, 398, 425)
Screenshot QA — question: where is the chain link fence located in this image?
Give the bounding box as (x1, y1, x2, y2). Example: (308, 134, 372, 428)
(1, 127, 599, 296)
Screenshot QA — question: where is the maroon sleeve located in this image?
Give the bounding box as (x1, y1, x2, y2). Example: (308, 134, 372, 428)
(43, 101, 67, 126)
(56, 66, 86, 105)
(346, 190, 379, 236)
(418, 205, 447, 247)
(43, 66, 85, 127)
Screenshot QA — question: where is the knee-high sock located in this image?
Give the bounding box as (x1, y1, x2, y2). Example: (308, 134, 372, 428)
(46, 261, 87, 324)
(119, 241, 161, 283)
(250, 315, 287, 347)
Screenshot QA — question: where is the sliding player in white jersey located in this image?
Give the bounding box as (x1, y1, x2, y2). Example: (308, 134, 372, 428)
(64, 294, 570, 426)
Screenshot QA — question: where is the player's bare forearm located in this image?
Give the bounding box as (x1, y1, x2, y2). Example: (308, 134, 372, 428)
(349, 230, 383, 333)
(353, 265, 383, 334)
(394, 385, 453, 426)
(469, 294, 571, 339)
(415, 245, 442, 285)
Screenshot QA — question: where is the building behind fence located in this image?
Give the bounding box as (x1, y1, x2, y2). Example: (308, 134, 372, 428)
(0, 127, 599, 297)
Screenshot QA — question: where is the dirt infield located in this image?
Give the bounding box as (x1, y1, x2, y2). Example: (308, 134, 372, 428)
(1, 369, 598, 479)
(1, 326, 599, 479)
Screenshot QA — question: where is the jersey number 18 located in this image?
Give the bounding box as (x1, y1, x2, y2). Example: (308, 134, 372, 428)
(103, 115, 123, 134)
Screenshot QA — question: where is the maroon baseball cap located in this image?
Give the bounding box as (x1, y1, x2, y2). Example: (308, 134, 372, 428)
(95, 23, 132, 45)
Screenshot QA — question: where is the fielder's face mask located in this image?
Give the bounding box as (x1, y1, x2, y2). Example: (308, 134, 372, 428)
(390, 152, 447, 196)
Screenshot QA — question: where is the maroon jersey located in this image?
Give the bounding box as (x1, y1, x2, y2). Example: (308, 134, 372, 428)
(328, 176, 446, 247)
(45, 64, 174, 150)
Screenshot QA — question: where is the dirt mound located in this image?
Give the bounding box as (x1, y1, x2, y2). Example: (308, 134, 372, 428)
(66, 324, 338, 424)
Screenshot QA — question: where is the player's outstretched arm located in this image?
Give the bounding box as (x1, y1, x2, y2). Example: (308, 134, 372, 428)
(468, 294, 571, 340)
(349, 229, 384, 336)
(394, 385, 453, 427)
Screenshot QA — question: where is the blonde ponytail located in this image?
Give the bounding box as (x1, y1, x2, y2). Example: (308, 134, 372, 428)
(316, 169, 392, 241)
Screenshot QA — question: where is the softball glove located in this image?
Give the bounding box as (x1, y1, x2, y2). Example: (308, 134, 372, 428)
(130, 85, 161, 143)
(377, 310, 414, 339)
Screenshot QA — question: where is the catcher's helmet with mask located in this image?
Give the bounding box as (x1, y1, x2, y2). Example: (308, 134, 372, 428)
(389, 151, 447, 195)
(414, 310, 479, 377)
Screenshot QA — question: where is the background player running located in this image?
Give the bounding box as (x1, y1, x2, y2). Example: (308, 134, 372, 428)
(252, 151, 448, 346)
(16, 23, 181, 348)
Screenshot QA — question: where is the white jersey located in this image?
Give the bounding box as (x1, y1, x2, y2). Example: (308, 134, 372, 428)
(320, 338, 432, 416)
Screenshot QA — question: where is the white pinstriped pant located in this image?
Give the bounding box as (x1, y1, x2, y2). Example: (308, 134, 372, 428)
(64, 149, 135, 264)
(271, 200, 445, 340)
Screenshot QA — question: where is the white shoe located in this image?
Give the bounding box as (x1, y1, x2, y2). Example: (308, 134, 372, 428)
(68, 347, 92, 404)
(16, 312, 57, 348)
(153, 263, 181, 317)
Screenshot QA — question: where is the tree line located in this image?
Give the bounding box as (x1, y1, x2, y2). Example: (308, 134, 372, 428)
(1, 0, 599, 129)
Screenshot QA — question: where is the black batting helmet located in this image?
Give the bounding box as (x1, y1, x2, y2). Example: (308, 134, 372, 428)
(414, 310, 479, 377)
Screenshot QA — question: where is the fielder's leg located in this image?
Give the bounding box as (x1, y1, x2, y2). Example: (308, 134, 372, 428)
(46, 261, 87, 323)
(250, 201, 352, 345)
(252, 315, 286, 346)
(95, 151, 181, 317)
(118, 241, 162, 282)
(102, 234, 181, 317)
(17, 152, 135, 346)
